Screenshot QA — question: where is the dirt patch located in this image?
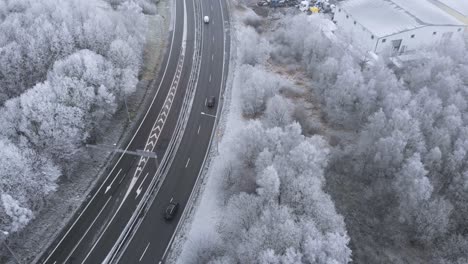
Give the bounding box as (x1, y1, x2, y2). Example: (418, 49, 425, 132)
(141, 11, 169, 81)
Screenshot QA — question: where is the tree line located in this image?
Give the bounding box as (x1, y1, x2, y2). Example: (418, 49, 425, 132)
(271, 13, 468, 264)
(0, 0, 153, 236)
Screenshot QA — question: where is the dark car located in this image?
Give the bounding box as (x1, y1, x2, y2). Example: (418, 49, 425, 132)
(207, 96, 216, 108)
(164, 202, 179, 221)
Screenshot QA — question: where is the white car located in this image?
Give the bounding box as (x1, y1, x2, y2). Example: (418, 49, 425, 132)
(204, 16, 210, 24)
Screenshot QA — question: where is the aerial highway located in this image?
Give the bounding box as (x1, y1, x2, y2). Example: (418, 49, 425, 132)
(115, 0, 230, 262)
(37, 0, 230, 263)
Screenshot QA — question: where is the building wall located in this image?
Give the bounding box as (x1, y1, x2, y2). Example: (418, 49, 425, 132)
(374, 25, 465, 53)
(333, 7, 377, 52)
(428, 0, 468, 38)
(333, 7, 466, 54)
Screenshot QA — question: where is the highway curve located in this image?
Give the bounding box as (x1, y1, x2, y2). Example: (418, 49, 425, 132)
(37, 0, 230, 263)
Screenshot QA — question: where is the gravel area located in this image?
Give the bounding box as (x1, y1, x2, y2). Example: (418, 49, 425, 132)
(1, 1, 172, 263)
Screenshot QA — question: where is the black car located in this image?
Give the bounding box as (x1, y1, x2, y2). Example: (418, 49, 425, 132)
(207, 96, 216, 108)
(164, 202, 179, 221)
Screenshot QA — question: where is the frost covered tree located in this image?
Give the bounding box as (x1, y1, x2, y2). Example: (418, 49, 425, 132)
(205, 122, 351, 263)
(256, 166, 280, 202)
(237, 65, 289, 117)
(315, 28, 468, 259)
(238, 25, 271, 66)
(1, 194, 34, 233)
(264, 95, 293, 128)
(0, 139, 59, 233)
(271, 14, 337, 71)
(0, 50, 118, 171)
(393, 154, 433, 223)
(0, 0, 147, 104)
(0, 0, 152, 236)
(324, 66, 377, 128)
(264, 7, 468, 260)
(0, 139, 59, 205)
(436, 234, 468, 264)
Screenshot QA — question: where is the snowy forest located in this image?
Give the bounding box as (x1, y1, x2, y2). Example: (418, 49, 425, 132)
(180, 2, 468, 264)
(278, 14, 468, 263)
(1, 0, 467, 262)
(0, 0, 153, 236)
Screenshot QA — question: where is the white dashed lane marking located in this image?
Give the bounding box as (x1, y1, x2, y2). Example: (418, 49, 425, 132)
(139, 243, 150, 262)
(118, 173, 126, 185)
(63, 196, 112, 263)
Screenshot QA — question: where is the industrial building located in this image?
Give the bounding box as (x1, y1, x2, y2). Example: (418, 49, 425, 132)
(333, 0, 466, 54)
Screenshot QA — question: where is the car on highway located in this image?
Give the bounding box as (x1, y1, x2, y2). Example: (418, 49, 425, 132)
(207, 96, 216, 108)
(204, 15, 210, 23)
(164, 202, 179, 221)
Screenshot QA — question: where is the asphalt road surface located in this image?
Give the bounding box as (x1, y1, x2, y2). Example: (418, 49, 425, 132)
(37, 0, 229, 263)
(116, 0, 230, 262)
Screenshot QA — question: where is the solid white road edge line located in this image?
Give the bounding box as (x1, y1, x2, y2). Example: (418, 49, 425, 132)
(62, 196, 112, 263)
(118, 173, 127, 185)
(139, 243, 150, 262)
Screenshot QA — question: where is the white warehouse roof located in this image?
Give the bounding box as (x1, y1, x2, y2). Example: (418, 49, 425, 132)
(438, 0, 468, 16)
(340, 0, 465, 37)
